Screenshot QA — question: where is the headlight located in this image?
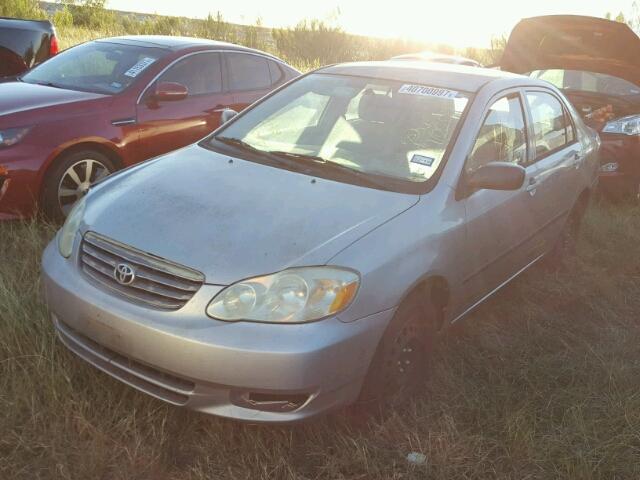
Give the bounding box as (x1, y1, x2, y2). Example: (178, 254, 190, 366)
(0, 126, 31, 147)
(602, 115, 640, 135)
(57, 197, 86, 258)
(207, 267, 360, 323)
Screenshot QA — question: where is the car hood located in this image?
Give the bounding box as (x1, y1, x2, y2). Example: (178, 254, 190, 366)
(501, 15, 640, 87)
(84, 145, 419, 285)
(0, 81, 107, 117)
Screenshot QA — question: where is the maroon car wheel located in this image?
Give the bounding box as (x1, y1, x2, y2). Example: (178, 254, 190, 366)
(41, 150, 116, 222)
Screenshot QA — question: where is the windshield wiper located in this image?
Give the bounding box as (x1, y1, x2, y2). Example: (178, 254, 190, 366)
(267, 150, 390, 189)
(215, 136, 261, 152)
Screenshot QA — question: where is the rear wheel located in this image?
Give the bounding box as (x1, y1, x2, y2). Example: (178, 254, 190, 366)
(41, 150, 115, 222)
(358, 295, 440, 407)
(544, 197, 588, 270)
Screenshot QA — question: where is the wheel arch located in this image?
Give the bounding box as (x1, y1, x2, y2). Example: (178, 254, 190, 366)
(396, 273, 451, 330)
(38, 140, 123, 193)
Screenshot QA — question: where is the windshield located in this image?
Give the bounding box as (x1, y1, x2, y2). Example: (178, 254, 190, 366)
(531, 69, 640, 97)
(206, 73, 471, 191)
(21, 41, 168, 95)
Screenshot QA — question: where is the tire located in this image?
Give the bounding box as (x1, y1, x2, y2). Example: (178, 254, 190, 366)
(41, 150, 116, 222)
(358, 294, 441, 407)
(544, 197, 588, 270)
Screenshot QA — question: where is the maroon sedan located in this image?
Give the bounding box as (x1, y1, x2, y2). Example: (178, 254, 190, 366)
(0, 36, 299, 220)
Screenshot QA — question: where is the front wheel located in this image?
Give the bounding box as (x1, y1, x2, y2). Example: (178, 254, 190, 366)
(358, 296, 440, 406)
(41, 150, 116, 222)
(544, 198, 587, 270)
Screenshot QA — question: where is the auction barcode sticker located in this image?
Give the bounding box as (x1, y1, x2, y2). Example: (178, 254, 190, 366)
(124, 57, 157, 78)
(398, 84, 459, 98)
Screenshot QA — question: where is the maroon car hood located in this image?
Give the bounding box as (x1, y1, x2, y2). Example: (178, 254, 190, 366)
(0, 81, 107, 117)
(501, 15, 640, 87)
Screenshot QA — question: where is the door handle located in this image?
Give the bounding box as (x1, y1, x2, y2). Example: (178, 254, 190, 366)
(573, 152, 583, 169)
(208, 104, 228, 114)
(526, 178, 538, 196)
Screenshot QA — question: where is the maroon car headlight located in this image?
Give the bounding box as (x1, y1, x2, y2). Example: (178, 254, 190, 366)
(602, 115, 640, 135)
(0, 126, 31, 148)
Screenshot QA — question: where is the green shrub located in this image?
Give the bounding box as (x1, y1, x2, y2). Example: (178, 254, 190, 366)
(0, 0, 45, 19)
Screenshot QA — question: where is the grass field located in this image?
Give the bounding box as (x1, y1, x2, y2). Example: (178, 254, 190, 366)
(1, 199, 639, 479)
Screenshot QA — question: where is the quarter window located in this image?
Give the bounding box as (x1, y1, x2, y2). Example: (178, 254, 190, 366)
(526, 92, 569, 158)
(466, 95, 528, 173)
(158, 52, 222, 95)
(227, 53, 272, 91)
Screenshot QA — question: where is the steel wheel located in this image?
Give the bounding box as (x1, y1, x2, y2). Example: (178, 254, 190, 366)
(382, 320, 426, 396)
(57, 159, 111, 216)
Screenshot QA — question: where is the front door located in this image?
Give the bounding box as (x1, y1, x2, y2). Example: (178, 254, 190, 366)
(135, 52, 233, 160)
(461, 92, 545, 308)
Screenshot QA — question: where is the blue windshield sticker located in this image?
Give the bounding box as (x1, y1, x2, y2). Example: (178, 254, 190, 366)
(411, 154, 435, 167)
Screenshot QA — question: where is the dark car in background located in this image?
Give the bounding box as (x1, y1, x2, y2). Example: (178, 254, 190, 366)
(501, 15, 640, 200)
(0, 16, 58, 78)
(0, 35, 299, 221)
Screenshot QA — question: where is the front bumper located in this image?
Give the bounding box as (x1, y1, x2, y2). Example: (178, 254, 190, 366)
(41, 240, 393, 422)
(0, 146, 42, 220)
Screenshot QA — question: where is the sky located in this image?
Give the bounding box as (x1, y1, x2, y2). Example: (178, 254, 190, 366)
(106, 0, 637, 48)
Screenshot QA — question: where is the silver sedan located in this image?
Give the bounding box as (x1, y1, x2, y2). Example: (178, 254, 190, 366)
(42, 61, 600, 422)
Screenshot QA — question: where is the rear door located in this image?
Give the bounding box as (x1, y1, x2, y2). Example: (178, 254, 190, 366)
(461, 91, 545, 307)
(135, 51, 233, 159)
(522, 89, 583, 246)
(224, 52, 287, 112)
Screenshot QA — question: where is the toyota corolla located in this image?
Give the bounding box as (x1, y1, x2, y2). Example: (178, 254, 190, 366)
(42, 61, 599, 422)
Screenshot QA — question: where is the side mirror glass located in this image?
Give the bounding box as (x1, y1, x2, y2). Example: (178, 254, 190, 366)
(220, 109, 239, 124)
(466, 162, 526, 192)
(153, 81, 188, 101)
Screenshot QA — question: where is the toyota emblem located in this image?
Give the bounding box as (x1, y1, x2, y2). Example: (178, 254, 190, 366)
(114, 263, 136, 286)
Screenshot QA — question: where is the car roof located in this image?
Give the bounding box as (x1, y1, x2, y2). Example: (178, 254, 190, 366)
(316, 61, 534, 93)
(95, 35, 283, 59)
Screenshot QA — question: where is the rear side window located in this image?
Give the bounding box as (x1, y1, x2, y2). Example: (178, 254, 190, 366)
(227, 53, 272, 91)
(526, 91, 570, 158)
(158, 52, 222, 96)
(466, 95, 528, 173)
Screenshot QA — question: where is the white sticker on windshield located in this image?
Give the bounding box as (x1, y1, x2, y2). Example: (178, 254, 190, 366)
(123, 57, 157, 78)
(398, 84, 459, 98)
(410, 154, 435, 167)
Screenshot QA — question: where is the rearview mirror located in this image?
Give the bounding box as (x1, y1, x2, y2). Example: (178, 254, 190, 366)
(220, 109, 239, 124)
(466, 162, 526, 192)
(153, 81, 188, 101)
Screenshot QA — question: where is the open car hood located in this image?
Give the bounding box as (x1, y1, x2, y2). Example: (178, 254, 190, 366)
(501, 15, 640, 87)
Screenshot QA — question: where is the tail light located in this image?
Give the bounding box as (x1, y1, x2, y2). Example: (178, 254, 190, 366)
(50, 34, 59, 56)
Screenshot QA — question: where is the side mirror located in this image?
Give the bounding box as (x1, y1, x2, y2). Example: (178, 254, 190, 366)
(466, 162, 526, 192)
(220, 108, 239, 124)
(153, 81, 188, 101)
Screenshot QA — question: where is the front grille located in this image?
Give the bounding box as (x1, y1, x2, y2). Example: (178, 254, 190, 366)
(80, 232, 204, 310)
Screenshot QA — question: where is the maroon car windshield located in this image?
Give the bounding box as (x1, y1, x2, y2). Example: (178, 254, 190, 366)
(21, 41, 169, 95)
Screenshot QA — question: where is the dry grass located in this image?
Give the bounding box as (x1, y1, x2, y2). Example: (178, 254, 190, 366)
(1, 199, 640, 479)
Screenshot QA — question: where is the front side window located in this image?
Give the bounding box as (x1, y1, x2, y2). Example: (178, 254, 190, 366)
(466, 95, 528, 173)
(21, 41, 167, 94)
(206, 73, 472, 192)
(158, 52, 222, 96)
(526, 91, 569, 158)
(227, 53, 272, 91)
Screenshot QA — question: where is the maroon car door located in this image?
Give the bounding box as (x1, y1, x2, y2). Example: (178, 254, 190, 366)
(135, 51, 233, 160)
(224, 52, 282, 112)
